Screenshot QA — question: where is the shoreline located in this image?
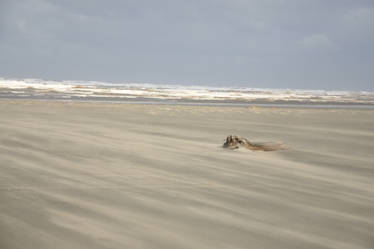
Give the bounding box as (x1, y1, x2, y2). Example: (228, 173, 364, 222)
(1, 97, 374, 110)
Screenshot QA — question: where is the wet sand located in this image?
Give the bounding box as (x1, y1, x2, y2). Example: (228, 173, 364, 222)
(0, 100, 373, 249)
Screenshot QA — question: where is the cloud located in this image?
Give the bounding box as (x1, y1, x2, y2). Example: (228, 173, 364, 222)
(301, 34, 336, 49)
(0, 0, 373, 90)
(343, 7, 374, 25)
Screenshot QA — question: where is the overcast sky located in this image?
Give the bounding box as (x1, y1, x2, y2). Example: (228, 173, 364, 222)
(0, 0, 373, 90)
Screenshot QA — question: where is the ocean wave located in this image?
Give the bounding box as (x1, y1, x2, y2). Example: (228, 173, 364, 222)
(1, 77, 373, 104)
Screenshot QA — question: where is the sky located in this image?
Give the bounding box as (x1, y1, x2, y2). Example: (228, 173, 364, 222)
(0, 0, 373, 90)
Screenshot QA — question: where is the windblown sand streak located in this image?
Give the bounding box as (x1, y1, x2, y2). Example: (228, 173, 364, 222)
(0, 100, 373, 249)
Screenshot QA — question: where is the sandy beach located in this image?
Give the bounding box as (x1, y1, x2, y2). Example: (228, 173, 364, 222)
(0, 100, 373, 249)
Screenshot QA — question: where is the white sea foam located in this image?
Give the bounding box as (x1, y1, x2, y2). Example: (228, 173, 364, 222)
(1, 77, 373, 104)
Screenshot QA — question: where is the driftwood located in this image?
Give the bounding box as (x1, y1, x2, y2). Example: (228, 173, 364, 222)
(223, 135, 287, 151)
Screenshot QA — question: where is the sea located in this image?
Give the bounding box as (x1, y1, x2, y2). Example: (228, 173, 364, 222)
(1, 78, 374, 109)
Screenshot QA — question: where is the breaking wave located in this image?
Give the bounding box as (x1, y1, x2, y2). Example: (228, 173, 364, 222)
(1, 77, 374, 105)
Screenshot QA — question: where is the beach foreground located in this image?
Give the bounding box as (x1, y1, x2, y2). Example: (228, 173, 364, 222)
(0, 100, 373, 249)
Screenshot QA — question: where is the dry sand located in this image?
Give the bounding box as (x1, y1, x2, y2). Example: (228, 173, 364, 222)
(0, 100, 373, 249)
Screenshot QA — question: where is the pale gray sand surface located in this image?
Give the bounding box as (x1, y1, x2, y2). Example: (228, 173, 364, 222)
(0, 100, 373, 249)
